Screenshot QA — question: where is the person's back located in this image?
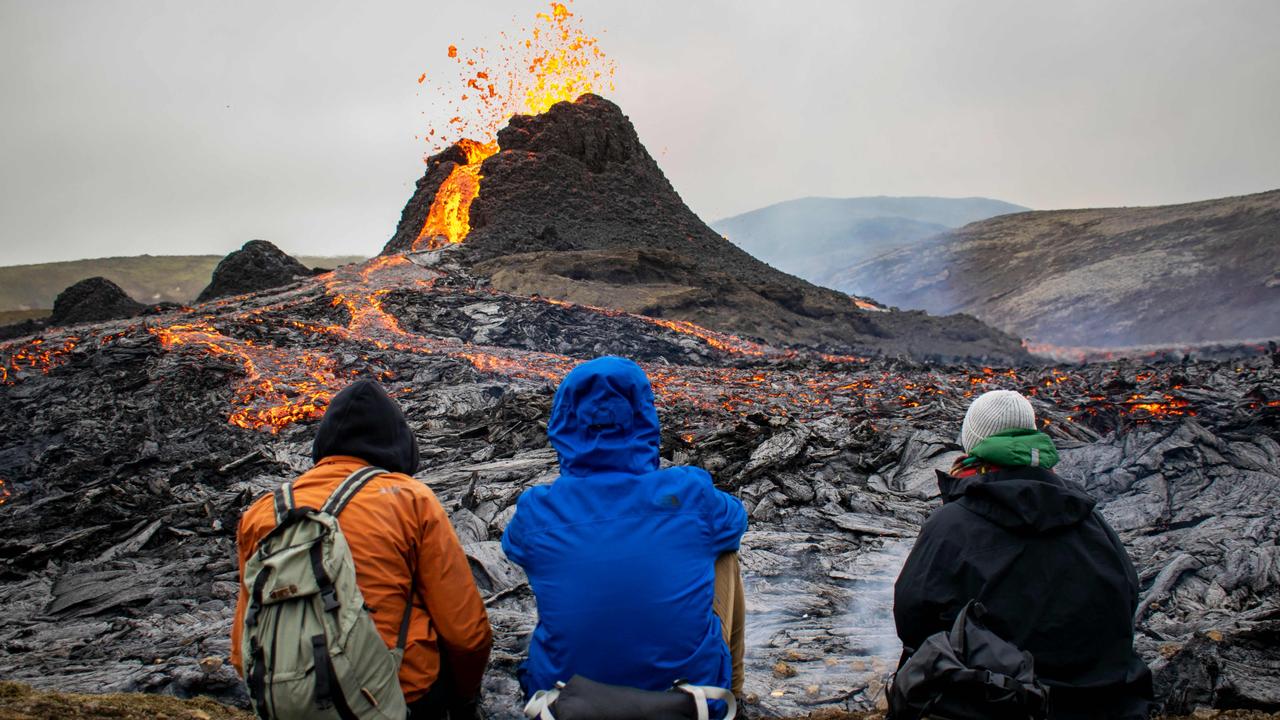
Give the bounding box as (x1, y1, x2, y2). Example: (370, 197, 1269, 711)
(893, 390, 1154, 720)
(502, 356, 747, 697)
(231, 380, 492, 718)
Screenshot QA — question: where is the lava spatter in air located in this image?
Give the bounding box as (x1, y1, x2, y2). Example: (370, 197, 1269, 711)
(412, 2, 616, 251)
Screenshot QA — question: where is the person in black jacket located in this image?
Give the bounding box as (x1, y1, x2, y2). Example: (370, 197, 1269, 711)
(893, 390, 1155, 719)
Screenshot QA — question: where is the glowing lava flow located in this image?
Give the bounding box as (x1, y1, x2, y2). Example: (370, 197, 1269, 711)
(1, 337, 79, 383)
(150, 321, 352, 431)
(415, 139, 499, 250)
(413, 2, 616, 251)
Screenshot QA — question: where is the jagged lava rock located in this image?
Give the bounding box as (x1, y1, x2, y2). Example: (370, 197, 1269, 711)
(49, 277, 145, 326)
(197, 240, 313, 303)
(385, 94, 1029, 363)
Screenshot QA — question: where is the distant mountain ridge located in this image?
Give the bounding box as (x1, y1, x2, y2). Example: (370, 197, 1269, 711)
(829, 189, 1280, 347)
(0, 253, 366, 312)
(712, 196, 1027, 285)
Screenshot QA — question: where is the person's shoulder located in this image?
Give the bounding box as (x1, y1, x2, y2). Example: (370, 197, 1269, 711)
(921, 500, 974, 534)
(374, 470, 432, 495)
(238, 489, 278, 540)
(655, 464, 714, 486)
(653, 465, 733, 505)
(513, 481, 554, 510)
(368, 471, 454, 521)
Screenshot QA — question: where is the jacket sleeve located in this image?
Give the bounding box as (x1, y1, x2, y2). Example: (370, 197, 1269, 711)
(500, 491, 532, 568)
(1098, 511, 1142, 620)
(694, 469, 747, 554)
(416, 492, 493, 701)
(229, 507, 259, 676)
(893, 511, 969, 655)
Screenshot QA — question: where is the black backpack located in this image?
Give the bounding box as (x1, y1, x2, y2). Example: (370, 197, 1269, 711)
(888, 600, 1050, 720)
(522, 675, 737, 720)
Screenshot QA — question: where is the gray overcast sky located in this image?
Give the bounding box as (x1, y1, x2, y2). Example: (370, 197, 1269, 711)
(1, 0, 1277, 265)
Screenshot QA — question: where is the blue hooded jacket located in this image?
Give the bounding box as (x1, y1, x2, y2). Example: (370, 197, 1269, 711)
(502, 356, 748, 697)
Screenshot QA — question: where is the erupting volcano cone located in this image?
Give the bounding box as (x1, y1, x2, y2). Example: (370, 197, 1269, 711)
(386, 95, 1028, 362)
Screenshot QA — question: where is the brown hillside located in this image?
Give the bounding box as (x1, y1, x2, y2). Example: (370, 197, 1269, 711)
(829, 190, 1280, 348)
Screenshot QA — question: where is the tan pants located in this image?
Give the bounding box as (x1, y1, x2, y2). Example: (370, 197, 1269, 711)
(713, 552, 746, 696)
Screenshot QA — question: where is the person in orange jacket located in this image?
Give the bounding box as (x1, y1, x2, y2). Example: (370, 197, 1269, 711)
(231, 379, 492, 719)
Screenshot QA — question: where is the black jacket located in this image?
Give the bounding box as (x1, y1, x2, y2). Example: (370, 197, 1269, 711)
(894, 466, 1154, 719)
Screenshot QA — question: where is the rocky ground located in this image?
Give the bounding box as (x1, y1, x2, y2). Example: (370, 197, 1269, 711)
(3, 681, 1278, 720)
(0, 248, 1277, 718)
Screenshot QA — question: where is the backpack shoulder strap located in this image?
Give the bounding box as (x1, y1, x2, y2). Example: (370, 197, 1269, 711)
(272, 482, 296, 524)
(321, 466, 388, 516)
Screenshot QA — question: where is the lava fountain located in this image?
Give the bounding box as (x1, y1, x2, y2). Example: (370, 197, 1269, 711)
(412, 1, 616, 251)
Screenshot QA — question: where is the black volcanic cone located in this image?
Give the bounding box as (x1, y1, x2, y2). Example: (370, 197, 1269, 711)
(385, 95, 1027, 362)
(197, 240, 314, 303)
(50, 276, 145, 325)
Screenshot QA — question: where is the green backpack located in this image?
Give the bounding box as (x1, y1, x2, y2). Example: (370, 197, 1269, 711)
(240, 466, 413, 720)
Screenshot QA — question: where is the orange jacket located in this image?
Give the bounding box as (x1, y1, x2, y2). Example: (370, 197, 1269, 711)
(230, 455, 493, 702)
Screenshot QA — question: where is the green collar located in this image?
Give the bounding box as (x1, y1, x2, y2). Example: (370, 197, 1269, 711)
(964, 428, 1059, 470)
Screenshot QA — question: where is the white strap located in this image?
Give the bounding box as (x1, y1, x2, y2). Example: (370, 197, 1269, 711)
(523, 687, 560, 720)
(676, 683, 737, 720)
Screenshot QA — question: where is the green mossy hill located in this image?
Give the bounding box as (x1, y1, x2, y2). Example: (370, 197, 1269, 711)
(0, 309, 50, 325)
(0, 682, 252, 720)
(0, 254, 366, 311)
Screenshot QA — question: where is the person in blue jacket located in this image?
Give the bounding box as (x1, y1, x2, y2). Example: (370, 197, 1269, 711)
(502, 356, 748, 701)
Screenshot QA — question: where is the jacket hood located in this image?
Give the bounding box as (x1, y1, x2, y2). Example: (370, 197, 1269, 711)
(937, 466, 1096, 534)
(548, 356, 661, 477)
(312, 379, 419, 475)
(965, 428, 1060, 470)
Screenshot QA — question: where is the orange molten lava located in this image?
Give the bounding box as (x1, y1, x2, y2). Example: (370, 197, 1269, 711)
(0, 478, 9, 506)
(413, 2, 616, 251)
(2, 337, 79, 383)
(150, 321, 350, 432)
(415, 139, 499, 250)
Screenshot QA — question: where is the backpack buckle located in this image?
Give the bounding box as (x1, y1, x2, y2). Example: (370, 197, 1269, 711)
(321, 587, 341, 612)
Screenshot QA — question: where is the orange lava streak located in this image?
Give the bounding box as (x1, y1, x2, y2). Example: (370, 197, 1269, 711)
(415, 141, 498, 251)
(150, 322, 349, 433)
(2, 337, 79, 381)
(646, 318, 768, 357)
(0, 478, 10, 506)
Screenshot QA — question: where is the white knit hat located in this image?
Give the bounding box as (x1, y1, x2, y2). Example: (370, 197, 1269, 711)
(961, 390, 1036, 453)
